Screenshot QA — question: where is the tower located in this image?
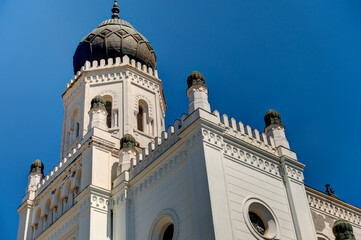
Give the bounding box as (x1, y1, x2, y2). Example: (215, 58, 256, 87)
(60, 0, 166, 161)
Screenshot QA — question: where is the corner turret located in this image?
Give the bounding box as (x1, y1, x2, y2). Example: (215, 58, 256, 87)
(187, 71, 211, 114)
(89, 95, 108, 130)
(264, 109, 290, 149)
(27, 160, 44, 194)
(118, 134, 138, 173)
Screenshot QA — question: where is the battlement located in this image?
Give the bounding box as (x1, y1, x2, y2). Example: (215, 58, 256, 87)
(65, 55, 159, 91)
(216, 111, 277, 154)
(128, 109, 278, 180)
(129, 119, 180, 178)
(35, 142, 82, 195)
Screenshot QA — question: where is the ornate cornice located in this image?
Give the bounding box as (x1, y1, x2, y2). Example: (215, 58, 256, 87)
(306, 186, 361, 226)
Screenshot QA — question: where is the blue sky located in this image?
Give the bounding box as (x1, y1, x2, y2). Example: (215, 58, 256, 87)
(1, 0, 361, 238)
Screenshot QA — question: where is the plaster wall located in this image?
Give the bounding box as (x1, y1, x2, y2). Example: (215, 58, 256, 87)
(130, 162, 195, 240)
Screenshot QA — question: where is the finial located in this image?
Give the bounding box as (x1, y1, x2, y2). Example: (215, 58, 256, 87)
(264, 109, 283, 128)
(112, 0, 120, 19)
(187, 71, 206, 89)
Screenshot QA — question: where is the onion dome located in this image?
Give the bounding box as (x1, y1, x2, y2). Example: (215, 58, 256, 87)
(91, 95, 106, 109)
(333, 218, 355, 240)
(29, 160, 44, 175)
(73, 1, 156, 74)
(187, 71, 206, 89)
(264, 109, 284, 128)
(120, 134, 136, 149)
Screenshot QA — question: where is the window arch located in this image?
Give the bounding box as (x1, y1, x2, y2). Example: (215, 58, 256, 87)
(149, 209, 179, 240)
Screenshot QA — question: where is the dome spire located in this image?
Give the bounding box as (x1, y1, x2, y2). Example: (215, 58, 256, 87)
(112, 0, 120, 19)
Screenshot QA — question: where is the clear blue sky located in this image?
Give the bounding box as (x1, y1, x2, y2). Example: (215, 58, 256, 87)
(1, 0, 361, 238)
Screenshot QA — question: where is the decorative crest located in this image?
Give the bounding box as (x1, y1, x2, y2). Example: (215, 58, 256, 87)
(264, 109, 284, 128)
(112, 0, 120, 19)
(187, 71, 206, 89)
(325, 184, 339, 198)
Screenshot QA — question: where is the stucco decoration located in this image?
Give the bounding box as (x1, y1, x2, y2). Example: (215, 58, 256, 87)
(99, 90, 119, 109)
(333, 218, 356, 240)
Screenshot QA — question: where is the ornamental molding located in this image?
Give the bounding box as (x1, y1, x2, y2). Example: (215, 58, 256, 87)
(86, 71, 125, 85)
(223, 142, 282, 179)
(202, 129, 224, 149)
(90, 194, 110, 212)
(281, 164, 304, 182)
(307, 193, 361, 226)
(99, 89, 119, 109)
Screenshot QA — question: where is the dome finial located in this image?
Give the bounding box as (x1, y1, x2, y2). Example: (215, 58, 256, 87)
(112, 0, 120, 19)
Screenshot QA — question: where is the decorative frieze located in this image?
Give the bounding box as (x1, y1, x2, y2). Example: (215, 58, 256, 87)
(90, 195, 110, 211)
(307, 191, 361, 226)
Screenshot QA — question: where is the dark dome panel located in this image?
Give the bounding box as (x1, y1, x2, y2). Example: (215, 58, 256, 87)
(73, 19, 156, 74)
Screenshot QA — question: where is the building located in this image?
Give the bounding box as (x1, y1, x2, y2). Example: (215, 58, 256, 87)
(17, 1, 361, 240)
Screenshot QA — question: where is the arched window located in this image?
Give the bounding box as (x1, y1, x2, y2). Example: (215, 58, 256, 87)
(76, 121, 80, 138)
(62, 179, 72, 213)
(44, 198, 52, 230)
(33, 208, 41, 238)
(103, 95, 113, 128)
(68, 109, 80, 145)
(137, 105, 144, 131)
(73, 169, 82, 203)
(137, 100, 152, 134)
(54, 189, 61, 221)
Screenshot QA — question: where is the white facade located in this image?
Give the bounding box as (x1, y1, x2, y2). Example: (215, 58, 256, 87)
(17, 11, 361, 240)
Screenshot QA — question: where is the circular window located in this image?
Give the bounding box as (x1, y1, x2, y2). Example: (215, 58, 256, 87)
(149, 209, 178, 240)
(243, 198, 280, 240)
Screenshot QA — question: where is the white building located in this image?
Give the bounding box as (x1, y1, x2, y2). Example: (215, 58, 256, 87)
(17, 1, 361, 240)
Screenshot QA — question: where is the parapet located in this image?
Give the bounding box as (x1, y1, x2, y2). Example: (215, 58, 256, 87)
(65, 55, 159, 91)
(127, 109, 279, 182)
